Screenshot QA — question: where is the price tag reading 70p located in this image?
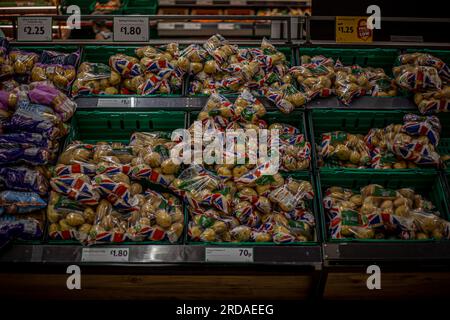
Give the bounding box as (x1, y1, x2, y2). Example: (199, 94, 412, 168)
(113, 17, 149, 42)
(205, 247, 254, 263)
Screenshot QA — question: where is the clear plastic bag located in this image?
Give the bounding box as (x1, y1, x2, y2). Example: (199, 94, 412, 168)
(365, 67, 397, 97)
(319, 131, 371, 168)
(50, 174, 100, 206)
(397, 52, 450, 83)
(334, 64, 370, 105)
(9, 50, 39, 76)
(109, 54, 142, 79)
(31, 63, 77, 92)
(414, 86, 450, 114)
(393, 65, 442, 92)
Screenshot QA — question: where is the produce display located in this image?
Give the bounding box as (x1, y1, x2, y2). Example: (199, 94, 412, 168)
(48, 133, 184, 244)
(191, 92, 311, 172)
(186, 34, 307, 113)
(1, 36, 450, 254)
(290, 55, 397, 105)
(394, 52, 450, 114)
(324, 184, 450, 240)
(72, 44, 184, 96)
(0, 39, 78, 244)
(175, 165, 316, 243)
(318, 114, 443, 168)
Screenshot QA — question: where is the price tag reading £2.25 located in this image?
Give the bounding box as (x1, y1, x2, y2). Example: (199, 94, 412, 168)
(114, 17, 149, 42)
(17, 17, 52, 42)
(205, 247, 254, 263)
(81, 247, 130, 262)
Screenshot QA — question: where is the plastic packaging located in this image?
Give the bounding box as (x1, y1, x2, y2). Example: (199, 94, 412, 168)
(319, 131, 371, 168)
(28, 83, 76, 122)
(323, 184, 448, 240)
(334, 63, 370, 105)
(0, 166, 49, 195)
(6, 101, 63, 139)
(0, 191, 46, 214)
(31, 63, 77, 92)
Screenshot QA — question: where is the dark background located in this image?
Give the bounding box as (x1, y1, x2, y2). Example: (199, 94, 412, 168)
(312, 0, 450, 42)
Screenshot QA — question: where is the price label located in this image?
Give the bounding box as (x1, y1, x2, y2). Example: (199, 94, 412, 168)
(184, 23, 201, 30)
(218, 23, 235, 30)
(197, 0, 213, 4)
(82, 247, 130, 262)
(114, 17, 149, 42)
(230, 0, 246, 4)
(17, 17, 52, 42)
(97, 98, 131, 108)
(205, 248, 254, 263)
(159, 0, 175, 4)
(158, 22, 176, 30)
(336, 16, 373, 43)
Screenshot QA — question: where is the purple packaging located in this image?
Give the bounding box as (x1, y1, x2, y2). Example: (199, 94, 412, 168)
(0, 146, 50, 166)
(0, 166, 49, 195)
(6, 101, 61, 138)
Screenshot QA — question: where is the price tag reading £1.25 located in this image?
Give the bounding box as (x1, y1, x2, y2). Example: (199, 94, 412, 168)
(81, 247, 130, 262)
(205, 247, 254, 263)
(114, 17, 149, 42)
(17, 17, 52, 42)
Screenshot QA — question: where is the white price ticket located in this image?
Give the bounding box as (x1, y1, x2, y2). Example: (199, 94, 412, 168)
(97, 98, 131, 108)
(218, 23, 235, 30)
(82, 247, 130, 262)
(17, 17, 52, 42)
(197, 0, 213, 4)
(205, 247, 254, 263)
(114, 17, 149, 42)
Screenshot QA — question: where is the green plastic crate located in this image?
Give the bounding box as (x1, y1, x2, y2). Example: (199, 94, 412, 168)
(186, 171, 321, 245)
(405, 49, 450, 65)
(308, 109, 448, 173)
(67, 110, 186, 145)
(52, 109, 187, 244)
(298, 47, 399, 74)
(80, 45, 183, 96)
(317, 170, 450, 243)
(60, 0, 96, 14)
(124, 0, 157, 14)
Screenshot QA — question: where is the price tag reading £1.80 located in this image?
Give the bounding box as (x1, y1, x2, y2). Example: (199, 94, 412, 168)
(17, 17, 52, 42)
(114, 17, 149, 42)
(205, 247, 254, 263)
(81, 247, 130, 262)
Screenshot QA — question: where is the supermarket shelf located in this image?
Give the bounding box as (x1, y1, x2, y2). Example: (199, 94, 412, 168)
(0, 244, 322, 266)
(0, 6, 57, 15)
(158, 0, 311, 6)
(158, 22, 255, 37)
(75, 96, 190, 110)
(75, 96, 280, 110)
(323, 242, 450, 266)
(305, 96, 417, 110)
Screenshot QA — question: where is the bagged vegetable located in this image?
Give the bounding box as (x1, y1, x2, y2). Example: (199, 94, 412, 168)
(319, 131, 371, 168)
(0, 191, 46, 214)
(0, 166, 49, 195)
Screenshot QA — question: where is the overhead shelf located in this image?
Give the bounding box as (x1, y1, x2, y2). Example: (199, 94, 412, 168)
(158, 0, 311, 7)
